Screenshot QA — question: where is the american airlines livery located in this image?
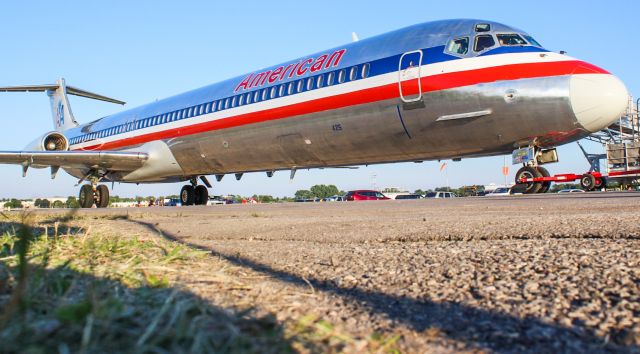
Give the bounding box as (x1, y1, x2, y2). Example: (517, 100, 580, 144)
(0, 19, 629, 207)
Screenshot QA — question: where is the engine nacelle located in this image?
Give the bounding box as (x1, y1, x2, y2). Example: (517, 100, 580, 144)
(24, 131, 69, 152)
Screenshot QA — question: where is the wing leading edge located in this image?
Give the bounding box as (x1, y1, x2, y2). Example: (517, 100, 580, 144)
(0, 151, 148, 171)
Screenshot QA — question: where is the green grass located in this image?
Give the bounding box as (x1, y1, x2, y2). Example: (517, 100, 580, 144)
(0, 212, 401, 353)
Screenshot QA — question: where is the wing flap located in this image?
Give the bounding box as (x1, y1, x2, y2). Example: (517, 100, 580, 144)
(0, 151, 148, 171)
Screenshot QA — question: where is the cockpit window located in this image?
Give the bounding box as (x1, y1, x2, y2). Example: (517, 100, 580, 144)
(474, 35, 495, 52)
(446, 37, 469, 55)
(497, 34, 527, 46)
(523, 34, 542, 47)
(475, 24, 491, 32)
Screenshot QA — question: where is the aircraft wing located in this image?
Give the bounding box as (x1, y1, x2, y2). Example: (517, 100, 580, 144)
(0, 151, 148, 171)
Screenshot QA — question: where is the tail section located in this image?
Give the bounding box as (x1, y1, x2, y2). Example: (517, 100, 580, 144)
(48, 78, 78, 131)
(0, 78, 125, 132)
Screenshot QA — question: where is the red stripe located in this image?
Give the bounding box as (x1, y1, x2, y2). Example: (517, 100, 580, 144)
(78, 60, 608, 151)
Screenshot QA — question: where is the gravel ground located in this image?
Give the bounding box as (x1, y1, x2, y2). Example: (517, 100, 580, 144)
(41, 192, 640, 353)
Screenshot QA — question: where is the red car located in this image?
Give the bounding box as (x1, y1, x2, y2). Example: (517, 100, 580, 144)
(345, 190, 390, 201)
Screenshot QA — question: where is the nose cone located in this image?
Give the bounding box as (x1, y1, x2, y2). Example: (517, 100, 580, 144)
(570, 74, 629, 133)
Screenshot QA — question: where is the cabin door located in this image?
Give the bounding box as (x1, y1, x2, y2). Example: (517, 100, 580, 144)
(398, 50, 423, 103)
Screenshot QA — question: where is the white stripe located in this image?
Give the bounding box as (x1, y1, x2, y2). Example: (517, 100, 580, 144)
(72, 52, 576, 149)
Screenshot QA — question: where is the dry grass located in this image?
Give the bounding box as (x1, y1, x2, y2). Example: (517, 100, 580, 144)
(0, 212, 400, 353)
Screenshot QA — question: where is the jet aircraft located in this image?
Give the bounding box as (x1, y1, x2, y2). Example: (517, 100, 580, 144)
(0, 19, 629, 207)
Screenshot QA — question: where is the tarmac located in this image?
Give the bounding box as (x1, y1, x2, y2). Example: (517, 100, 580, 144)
(25, 192, 640, 353)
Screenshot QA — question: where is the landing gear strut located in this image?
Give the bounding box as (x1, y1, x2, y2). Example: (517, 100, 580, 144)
(180, 177, 209, 206)
(78, 183, 110, 208)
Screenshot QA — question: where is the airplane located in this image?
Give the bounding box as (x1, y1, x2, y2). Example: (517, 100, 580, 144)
(0, 19, 629, 208)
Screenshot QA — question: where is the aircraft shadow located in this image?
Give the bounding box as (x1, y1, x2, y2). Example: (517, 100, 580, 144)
(126, 218, 639, 353)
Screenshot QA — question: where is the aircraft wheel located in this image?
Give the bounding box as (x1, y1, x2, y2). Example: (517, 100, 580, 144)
(79, 184, 95, 208)
(515, 166, 542, 194)
(96, 185, 110, 208)
(180, 185, 195, 206)
(580, 174, 597, 191)
(194, 185, 209, 205)
(537, 166, 551, 194)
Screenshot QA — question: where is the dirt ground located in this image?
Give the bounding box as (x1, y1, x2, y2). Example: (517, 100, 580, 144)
(35, 192, 640, 353)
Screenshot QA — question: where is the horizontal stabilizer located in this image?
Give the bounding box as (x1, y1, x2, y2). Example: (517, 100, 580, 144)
(0, 150, 147, 171)
(0, 83, 125, 105)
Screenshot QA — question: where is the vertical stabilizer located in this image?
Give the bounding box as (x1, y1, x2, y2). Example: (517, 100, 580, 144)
(47, 78, 79, 131)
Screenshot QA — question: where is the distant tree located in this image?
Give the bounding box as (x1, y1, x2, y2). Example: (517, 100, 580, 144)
(295, 190, 313, 200)
(53, 200, 65, 208)
(4, 199, 23, 209)
(253, 195, 275, 203)
(39, 199, 51, 208)
(414, 189, 425, 195)
(309, 184, 339, 199)
(65, 196, 79, 209)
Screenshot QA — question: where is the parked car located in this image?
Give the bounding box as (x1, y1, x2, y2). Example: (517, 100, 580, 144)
(207, 196, 226, 205)
(395, 194, 422, 200)
(425, 191, 456, 198)
(557, 189, 585, 193)
(345, 190, 390, 201)
(485, 187, 512, 196)
(165, 198, 182, 207)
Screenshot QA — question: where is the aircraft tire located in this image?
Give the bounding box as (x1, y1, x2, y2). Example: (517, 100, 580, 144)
(537, 166, 551, 194)
(580, 174, 597, 191)
(79, 184, 95, 208)
(515, 166, 542, 194)
(97, 185, 110, 208)
(194, 185, 209, 205)
(181, 185, 195, 206)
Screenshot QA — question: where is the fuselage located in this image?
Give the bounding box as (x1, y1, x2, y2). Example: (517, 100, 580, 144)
(62, 19, 629, 183)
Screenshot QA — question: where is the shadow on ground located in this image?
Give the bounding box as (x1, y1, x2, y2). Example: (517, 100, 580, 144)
(126, 217, 639, 354)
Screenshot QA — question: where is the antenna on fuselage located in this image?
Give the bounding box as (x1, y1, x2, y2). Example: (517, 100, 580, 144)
(351, 32, 359, 42)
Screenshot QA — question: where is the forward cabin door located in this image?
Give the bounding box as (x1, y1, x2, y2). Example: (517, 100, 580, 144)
(398, 50, 423, 103)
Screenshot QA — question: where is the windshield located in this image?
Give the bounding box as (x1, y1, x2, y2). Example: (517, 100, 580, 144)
(496, 34, 527, 46)
(523, 34, 542, 47)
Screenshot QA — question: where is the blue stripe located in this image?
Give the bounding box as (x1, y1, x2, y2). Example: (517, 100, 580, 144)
(67, 44, 547, 145)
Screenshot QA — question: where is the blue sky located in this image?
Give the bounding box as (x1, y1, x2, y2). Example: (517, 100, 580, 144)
(0, 1, 638, 198)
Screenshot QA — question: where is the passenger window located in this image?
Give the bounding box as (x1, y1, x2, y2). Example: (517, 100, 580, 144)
(238, 94, 245, 106)
(361, 63, 370, 78)
(205, 102, 211, 113)
(297, 79, 304, 92)
(278, 84, 285, 97)
(153, 117, 157, 125)
(349, 66, 358, 81)
(497, 33, 527, 46)
(224, 98, 230, 109)
(326, 72, 334, 85)
(270, 86, 276, 99)
(446, 37, 469, 55)
(475, 23, 491, 32)
(338, 69, 346, 83)
(523, 34, 542, 47)
(306, 77, 314, 91)
(316, 75, 324, 88)
(231, 96, 237, 107)
(474, 35, 495, 52)
(287, 82, 294, 95)
(254, 90, 261, 102)
(262, 88, 268, 101)
(246, 92, 252, 104)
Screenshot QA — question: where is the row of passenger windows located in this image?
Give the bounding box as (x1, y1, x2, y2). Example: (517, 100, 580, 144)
(70, 63, 371, 145)
(446, 33, 541, 56)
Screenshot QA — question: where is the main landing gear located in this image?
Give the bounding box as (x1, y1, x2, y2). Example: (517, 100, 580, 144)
(179, 176, 210, 206)
(78, 183, 110, 208)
